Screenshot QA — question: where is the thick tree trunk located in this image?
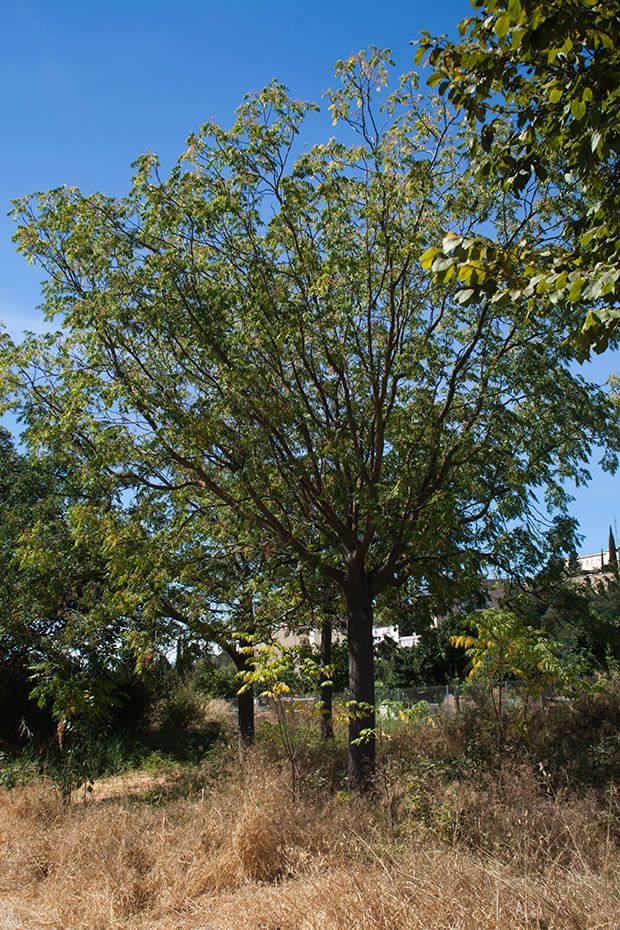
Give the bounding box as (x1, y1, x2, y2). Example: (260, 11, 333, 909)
(320, 618, 334, 741)
(236, 681, 255, 750)
(344, 568, 375, 791)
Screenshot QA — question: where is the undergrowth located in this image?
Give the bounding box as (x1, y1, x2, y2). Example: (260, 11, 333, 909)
(0, 682, 618, 929)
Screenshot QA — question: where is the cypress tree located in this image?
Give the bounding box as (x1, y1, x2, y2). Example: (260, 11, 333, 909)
(608, 526, 618, 574)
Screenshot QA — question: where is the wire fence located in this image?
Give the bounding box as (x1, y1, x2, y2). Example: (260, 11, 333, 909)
(223, 680, 536, 716)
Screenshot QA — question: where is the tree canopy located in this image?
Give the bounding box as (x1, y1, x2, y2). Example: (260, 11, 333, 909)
(417, 0, 620, 358)
(4, 49, 619, 787)
(0, 430, 136, 742)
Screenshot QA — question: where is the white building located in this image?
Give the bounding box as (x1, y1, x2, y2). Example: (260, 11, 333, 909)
(373, 625, 420, 647)
(577, 548, 613, 572)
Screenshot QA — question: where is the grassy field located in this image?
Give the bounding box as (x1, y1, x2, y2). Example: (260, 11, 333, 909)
(1, 690, 618, 929)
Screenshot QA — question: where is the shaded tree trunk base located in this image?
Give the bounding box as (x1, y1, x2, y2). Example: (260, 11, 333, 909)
(320, 618, 334, 741)
(345, 569, 376, 792)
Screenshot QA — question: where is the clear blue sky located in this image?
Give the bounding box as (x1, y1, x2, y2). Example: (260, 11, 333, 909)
(0, 0, 617, 555)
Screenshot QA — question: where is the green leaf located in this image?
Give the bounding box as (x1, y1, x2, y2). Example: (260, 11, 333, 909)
(567, 278, 583, 302)
(420, 247, 440, 269)
(495, 14, 511, 39)
(570, 99, 586, 120)
(414, 0, 620, 357)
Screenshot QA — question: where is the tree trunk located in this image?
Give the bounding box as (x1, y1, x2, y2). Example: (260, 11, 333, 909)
(227, 645, 255, 752)
(344, 567, 375, 791)
(236, 681, 255, 750)
(320, 618, 334, 741)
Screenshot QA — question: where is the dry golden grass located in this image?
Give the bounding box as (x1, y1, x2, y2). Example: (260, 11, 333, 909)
(0, 749, 618, 929)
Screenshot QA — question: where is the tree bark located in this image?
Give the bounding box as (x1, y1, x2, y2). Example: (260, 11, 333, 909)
(344, 566, 375, 791)
(236, 680, 255, 750)
(227, 646, 255, 751)
(320, 618, 334, 741)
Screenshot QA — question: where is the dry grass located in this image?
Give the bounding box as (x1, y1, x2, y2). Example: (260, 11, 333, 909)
(1, 737, 618, 929)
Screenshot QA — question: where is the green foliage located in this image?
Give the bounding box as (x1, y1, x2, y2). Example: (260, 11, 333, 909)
(322, 639, 349, 693)
(500, 567, 620, 674)
(522, 674, 620, 788)
(417, 0, 620, 357)
(0, 429, 133, 744)
(147, 672, 207, 732)
(8, 52, 614, 587)
(454, 607, 587, 691)
(238, 641, 329, 700)
(582, 577, 620, 671)
(452, 606, 596, 748)
(375, 638, 417, 689)
(0, 431, 219, 757)
(375, 616, 471, 687)
(194, 653, 241, 699)
(239, 641, 332, 797)
(377, 698, 433, 724)
(5, 48, 620, 786)
(0, 748, 41, 790)
(567, 547, 581, 574)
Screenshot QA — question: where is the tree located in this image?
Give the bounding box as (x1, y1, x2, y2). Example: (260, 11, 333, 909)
(0, 428, 58, 744)
(480, 558, 620, 674)
(417, 0, 620, 357)
(585, 576, 620, 669)
(608, 525, 618, 573)
(5, 50, 619, 788)
(555, 576, 620, 671)
(0, 429, 146, 748)
(567, 547, 581, 574)
(408, 615, 471, 685)
(452, 607, 588, 749)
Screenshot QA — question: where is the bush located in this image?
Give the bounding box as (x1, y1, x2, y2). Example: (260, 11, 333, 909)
(148, 675, 207, 732)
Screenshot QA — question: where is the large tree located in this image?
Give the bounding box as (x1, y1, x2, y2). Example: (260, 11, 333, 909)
(416, 0, 620, 358)
(5, 51, 619, 788)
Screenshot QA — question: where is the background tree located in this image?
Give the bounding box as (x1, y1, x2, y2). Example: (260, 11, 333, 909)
(452, 607, 588, 749)
(0, 429, 59, 746)
(417, 0, 620, 357)
(608, 525, 618, 574)
(567, 547, 581, 575)
(80, 495, 303, 750)
(490, 559, 620, 675)
(288, 572, 346, 741)
(0, 429, 154, 752)
(584, 577, 620, 671)
(5, 50, 619, 788)
(400, 615, 472, 686)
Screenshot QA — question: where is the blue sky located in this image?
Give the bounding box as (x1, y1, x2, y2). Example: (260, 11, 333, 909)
(0, 0, 617, 554)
